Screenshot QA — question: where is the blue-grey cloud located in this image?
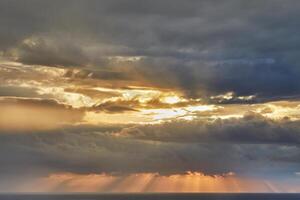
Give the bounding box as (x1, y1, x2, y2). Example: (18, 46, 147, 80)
(1, 0, 300, 101)
(0, 115, 300, 177)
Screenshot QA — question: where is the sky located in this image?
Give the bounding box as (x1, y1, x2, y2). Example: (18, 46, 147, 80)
(1, 0, 300, 193)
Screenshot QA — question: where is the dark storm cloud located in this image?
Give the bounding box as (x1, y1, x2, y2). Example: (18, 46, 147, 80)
(133, 57, 300, 100)
(122, 113, 300, 145)
(15, 36, 89, 67)
(2, 0, 300, 188)
(0, 131, 230, 176)
(2, 0, 300, 101)
(0, 126, 299, 177)
(0, 114, 300, 176)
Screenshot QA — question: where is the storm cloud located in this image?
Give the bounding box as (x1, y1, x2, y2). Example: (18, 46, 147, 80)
(1, 0, 300, 100)
(0, 115, 300, 177)
(122, 113, 300, 145)
(1, 0, 300, 191)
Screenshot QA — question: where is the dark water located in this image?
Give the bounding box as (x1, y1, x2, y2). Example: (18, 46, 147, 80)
(0, 194, 300, 200)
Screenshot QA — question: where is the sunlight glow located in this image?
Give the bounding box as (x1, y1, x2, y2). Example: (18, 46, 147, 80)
(15, 172, 296, 193)
(161, 96, 182, 104)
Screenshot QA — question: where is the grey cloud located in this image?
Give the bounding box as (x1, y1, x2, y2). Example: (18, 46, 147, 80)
(0, 130, 298, 177)
(133, 58, 300, 101)
(0, 97, 84, 131)
(0, 97, 75, 110)
(1, 114, 300, 176)
(2, 0, 300, 101)
(89, 100, 138, 113)
(122, 113, 300, 145)
(14, 36, 89, 67)
(64, 69, 130, 80)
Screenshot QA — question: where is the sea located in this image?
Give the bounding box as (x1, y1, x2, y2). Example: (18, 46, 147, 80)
(0, 193, 299, 200)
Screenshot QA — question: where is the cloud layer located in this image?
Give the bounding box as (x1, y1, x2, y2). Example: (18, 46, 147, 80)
(1, 0, 300, 191)
(2, 0, 300, 101)
(1, 114, 300, 177)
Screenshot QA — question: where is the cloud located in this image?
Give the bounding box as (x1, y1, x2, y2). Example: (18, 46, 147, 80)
(2, 0, 300, 101)
(121, 113, 300, 145)
(1, 0, 300, 188)
(0, 86, 39, 98)
(0, 129, 298, 177)
(89, 100, 138, 113)
(14, 36, 90, 67)
(0, 114, 300, 177)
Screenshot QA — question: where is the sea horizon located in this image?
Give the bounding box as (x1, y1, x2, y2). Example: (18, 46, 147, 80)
(0, 193, 300, 200)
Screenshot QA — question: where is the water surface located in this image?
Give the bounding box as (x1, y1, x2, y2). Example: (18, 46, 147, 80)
(0, 193, 300, 200)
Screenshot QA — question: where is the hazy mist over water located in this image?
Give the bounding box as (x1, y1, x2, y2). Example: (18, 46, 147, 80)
(0, 194, 300, 200)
